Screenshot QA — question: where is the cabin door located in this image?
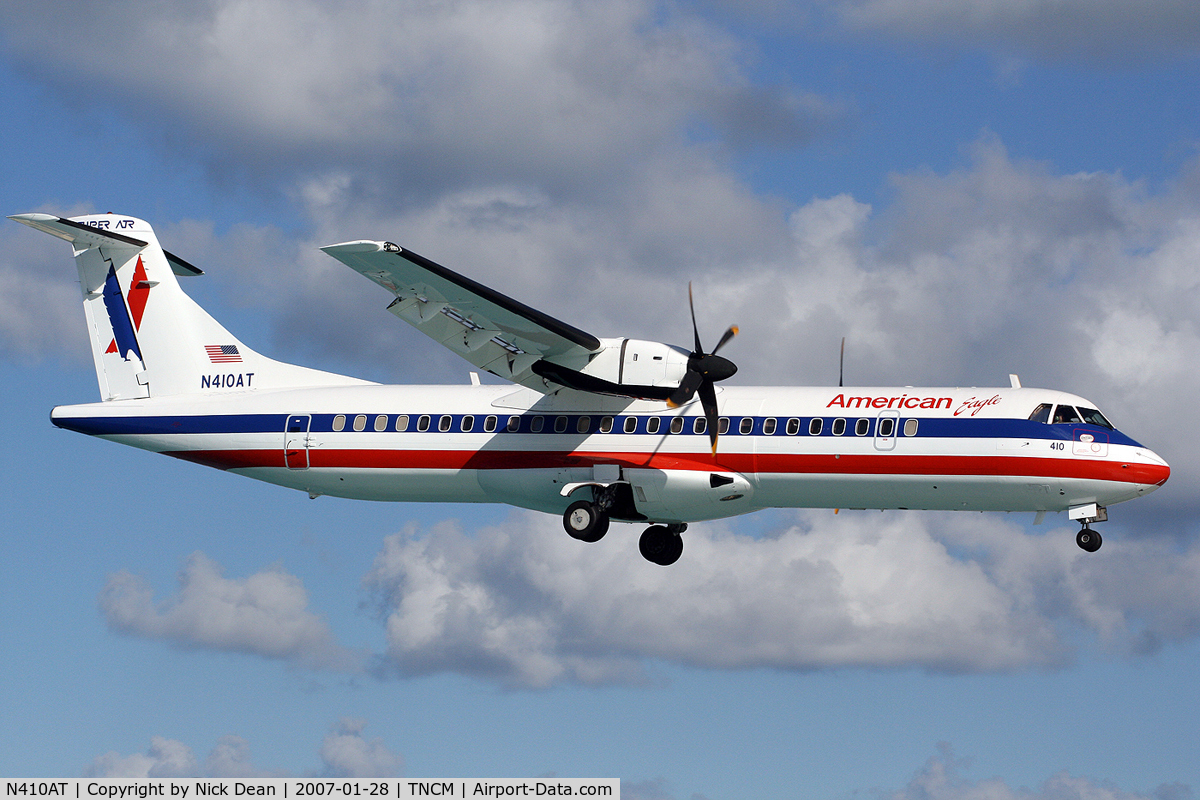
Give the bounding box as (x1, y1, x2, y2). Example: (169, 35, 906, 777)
(285, 414, 311, 469)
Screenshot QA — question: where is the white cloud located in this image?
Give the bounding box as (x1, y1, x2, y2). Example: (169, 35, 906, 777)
(0, 0, 833, 199)
(100, 551, 359, 670)
(362, 508, 1200, 688)
(205, 736, 270, 779)
(85, 737, 197, 779)
(83, 724, 399, 779)
(885, 744, 1193, 800)
(318, 719, 402, 779)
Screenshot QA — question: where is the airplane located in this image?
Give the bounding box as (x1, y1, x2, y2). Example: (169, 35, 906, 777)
(10, 212, 1170, 565)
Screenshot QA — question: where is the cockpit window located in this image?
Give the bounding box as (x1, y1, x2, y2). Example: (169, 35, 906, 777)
(1052, 405, 1082, 424)
(1029, 403, 1052, 423)
(1078, 407, 1114, 429)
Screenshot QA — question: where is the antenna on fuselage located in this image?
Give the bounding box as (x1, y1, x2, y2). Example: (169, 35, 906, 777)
(839, 337, 845, 387)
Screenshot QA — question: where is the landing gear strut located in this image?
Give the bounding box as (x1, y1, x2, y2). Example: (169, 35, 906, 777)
(639, 523, 686, 566)
(1076, 526, 1102, 553)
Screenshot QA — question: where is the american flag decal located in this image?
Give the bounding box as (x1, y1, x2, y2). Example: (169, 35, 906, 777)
(205, 344, 242, 363)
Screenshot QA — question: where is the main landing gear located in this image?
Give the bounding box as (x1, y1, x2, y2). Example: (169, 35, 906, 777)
(639, 524, 686, 566)
(1076, 525, 1102, 553)
(561, 499, 686, 566)
(563, 499, 609, 543)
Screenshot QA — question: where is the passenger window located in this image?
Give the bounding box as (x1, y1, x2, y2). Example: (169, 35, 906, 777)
(693, 417, 707, 435)
(332, 414, 346, 432)
(600, 416, 614, 433)
(786, 418, 800, 435)
(624, 416, 638, 433)
(903, 419, 918, 437)
(531, 416, 545, 433)
(878, 418, 895, 437)
(395, 414, 409, 432)
(374, 415, 388, 432)
(647, 417, 661, 434)
(832, 418, 846, 436)
(417, 415, 431, 432)
(809, 418, 823, 435)
(554, 416, 568, 433)
(353, 414, 367, 432)
(577, 416, 591, 433)
(461, 415, 474, 432)
(763, 418, 777, 435)
(855, 418, 869, 436)
(1078, 407, 1114, 429)
(670, 417, 684, 434)
(484, 415, 498, 433)
(1029, 403, 1052, 424)
(718, 418, 730, 435)
(439, 415, 452, 432)
(506, 415, 520, 432)
(1052, 405, 1082, 424)
(739, 417, 753, 435)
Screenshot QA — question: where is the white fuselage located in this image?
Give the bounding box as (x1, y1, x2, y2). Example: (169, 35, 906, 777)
(51, 382, 1171, 525)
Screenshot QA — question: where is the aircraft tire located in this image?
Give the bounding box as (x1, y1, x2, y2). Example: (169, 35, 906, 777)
(564, 500, 608, 542)
(639, 525, 683, 566)
(1076, 528, 1103, 553)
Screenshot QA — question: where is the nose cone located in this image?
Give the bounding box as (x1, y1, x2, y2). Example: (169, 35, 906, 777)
(1134, 447, 1171, 493)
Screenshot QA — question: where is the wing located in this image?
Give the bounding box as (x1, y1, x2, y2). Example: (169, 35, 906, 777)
(321, 240, 601, 391)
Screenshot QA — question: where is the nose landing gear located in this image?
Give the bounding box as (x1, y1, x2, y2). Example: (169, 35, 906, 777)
(1069, 503, 1108, 553)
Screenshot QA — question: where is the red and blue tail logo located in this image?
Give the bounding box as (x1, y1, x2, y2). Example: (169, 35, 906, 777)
(102, 256, 149, 361)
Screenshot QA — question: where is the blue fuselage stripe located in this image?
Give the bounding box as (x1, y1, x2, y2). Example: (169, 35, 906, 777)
(51, 412, 1144, 448)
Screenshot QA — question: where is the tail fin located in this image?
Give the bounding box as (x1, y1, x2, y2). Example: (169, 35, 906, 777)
(10, 213, 368, 400)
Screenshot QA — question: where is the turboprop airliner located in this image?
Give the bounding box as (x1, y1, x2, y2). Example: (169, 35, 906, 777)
(11, 212, 1170, 565)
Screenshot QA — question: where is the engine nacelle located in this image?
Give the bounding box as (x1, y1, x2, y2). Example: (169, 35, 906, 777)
(577, 337, 691, 390)
(624, 467, 756, 523)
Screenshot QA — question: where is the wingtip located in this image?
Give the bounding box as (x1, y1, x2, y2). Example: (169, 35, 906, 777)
(8, 212, 57, 224)
(319, 239, 389, 254)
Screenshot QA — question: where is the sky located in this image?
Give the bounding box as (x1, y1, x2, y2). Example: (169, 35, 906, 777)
(2, 0, 1199, 796)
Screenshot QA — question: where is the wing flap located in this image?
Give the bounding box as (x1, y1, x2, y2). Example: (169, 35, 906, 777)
(322, 240, 601, 390)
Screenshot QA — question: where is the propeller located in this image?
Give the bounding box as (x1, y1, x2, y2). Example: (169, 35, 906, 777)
(667, 283, 739, 454)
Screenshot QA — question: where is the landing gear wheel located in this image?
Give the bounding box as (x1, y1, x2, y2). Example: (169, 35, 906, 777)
(564, 500, 608, 542)
(1076, 527, 1103, 553)
(639, 525, 684, 566)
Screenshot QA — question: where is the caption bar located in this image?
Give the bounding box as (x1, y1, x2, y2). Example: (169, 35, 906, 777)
(3, 782, 619, 800)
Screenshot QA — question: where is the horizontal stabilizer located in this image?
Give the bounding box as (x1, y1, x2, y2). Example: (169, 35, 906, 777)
(9, 214, 202, 276)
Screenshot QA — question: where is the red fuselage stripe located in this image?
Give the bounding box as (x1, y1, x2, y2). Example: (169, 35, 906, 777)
(166, 448, 1169, 485)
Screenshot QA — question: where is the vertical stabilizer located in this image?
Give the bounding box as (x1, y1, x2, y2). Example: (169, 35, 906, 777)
(9, 213, 369, 400)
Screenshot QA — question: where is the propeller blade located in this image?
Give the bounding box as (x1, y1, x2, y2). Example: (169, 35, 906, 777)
(666, 369, 703, 408)
(678, 282, 738, 452)
(698, 379, 720, 455)
(839, 336, 845, 387)
(712, 325, 739, 355)
(687, 282, 704, 355)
